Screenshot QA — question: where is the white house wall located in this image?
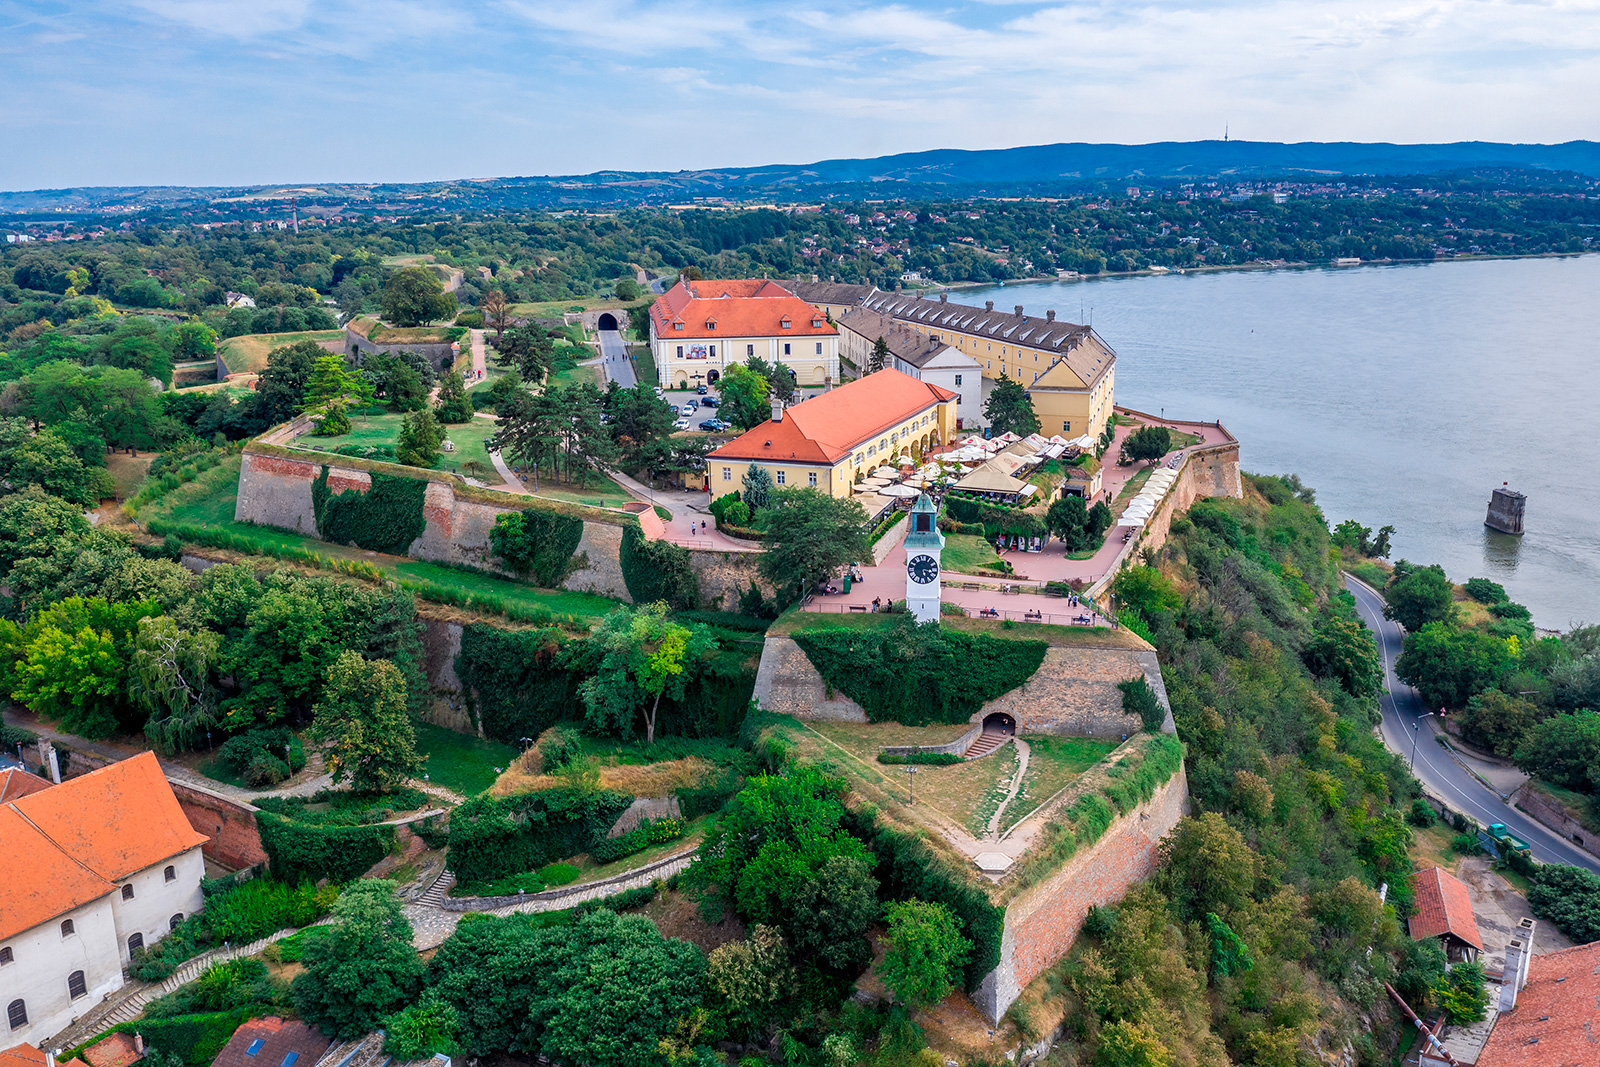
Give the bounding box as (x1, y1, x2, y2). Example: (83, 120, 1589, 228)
(109, 847, 206, 964)
(0, 896, 122, 1048)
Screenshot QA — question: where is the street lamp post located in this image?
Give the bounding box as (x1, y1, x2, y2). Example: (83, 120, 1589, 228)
(1409, 712, 1436, 770)
(905, 764, 917, 806)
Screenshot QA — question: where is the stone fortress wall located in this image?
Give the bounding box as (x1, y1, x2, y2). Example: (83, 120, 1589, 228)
(233, 438, 766, 609)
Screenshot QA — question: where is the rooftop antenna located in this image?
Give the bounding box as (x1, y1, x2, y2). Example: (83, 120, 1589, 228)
(291, 197, 300, 234)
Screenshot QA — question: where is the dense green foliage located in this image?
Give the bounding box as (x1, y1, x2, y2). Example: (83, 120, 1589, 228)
(943, 493, 1047, 537)
(757, 488, 872, 605)
(258, 813, 395, 884)
(130, 877, 335, 980)
(1527, 864, 1600, 943)
(620, 524, 700, 608)
(792, 616, 1046, 725)
(875, 750, 965, 766)
(446, 788, 634, 884)
(69, 1008, 261, 1067)
(312, 466, 428, 554)
(877, 900, 971, 1008)
(1118, 677, 1167, 732)
(490, 507, 584, 585)
(293, 879, 425, 1040)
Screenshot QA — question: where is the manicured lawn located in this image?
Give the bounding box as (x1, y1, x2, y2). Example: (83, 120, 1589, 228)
(296, 412, 504, 486)
(549, 362, 600, 389)
(630, 345, 657, 385)
(525, 476, 636, 509)
(389, 560, 622, 618)
(218, 330, 343, 375)
(1001, 736, 1121, 832)
(942, 534, 1002, 575)
(414, 722, 519, 797)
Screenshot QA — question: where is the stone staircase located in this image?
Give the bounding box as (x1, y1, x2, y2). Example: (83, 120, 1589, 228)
(415, 871, 454, 908)
(964, 731, 1012, 761)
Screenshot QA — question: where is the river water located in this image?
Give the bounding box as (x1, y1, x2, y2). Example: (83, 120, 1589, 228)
(958, 255, 1600, 629)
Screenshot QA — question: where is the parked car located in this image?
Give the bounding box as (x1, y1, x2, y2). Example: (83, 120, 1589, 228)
(673, 417, 691, 430)
(681, 403, 698, 415)
(699, 418, 723, 431)
(700, 396, 720, 407)
(696, 385, 708, 394)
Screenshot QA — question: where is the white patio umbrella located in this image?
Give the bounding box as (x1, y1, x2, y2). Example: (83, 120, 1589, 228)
(1120, 516, 1146, 528)
(881, 484, 920, 498)
(873, 466, 899, 478)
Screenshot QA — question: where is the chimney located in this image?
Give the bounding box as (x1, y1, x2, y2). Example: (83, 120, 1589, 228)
(1015, 305, 1025, 317)
(939, 292, 947, 303)
(812, 274, 819, 284)
(134, 1034, 145, 1056)
(771, 397, 784, 422)
(985, 301, 994, 312)
(1499, 930, 1534, 1013)
(1046, 310, 1056, 322)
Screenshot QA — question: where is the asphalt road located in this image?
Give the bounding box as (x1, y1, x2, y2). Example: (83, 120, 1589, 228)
(598, 329, 636, 388)
(1346, 574, 1599, 872)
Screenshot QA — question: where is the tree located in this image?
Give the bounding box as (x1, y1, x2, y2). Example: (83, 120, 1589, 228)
(718, 363, 770, 430)
(1112, 564, 1181, 617)
(292, 878, 424, 1039)
(1384, 562, 1455, 631)
(615, 277, 643, 301)
(1122, 425, 1172, 464)
(1047, 493, 1091, 550)
(381, 1000, 460, 1061)
(94, 367, 170, 454)
(579, 603, 716, 745)
(434, 367, 474, 423)
(1527, 864, 1600, 943)
(704, 925, 797, 1040)
(1096, 1020, 1170, 1067)
(982, 374, 1039, 437)
(307, 651, 423, 792)
(1088, 498, 1113, 540)
(10, 431, 96, 503)
(1514, 711, 1600, 792)
(172, 321, 217, 360)
(1158, 813, 1258, 919)
(130, 615, 220, 753)
(1459, 689, 1546, 758)
(12, 623, 125, 739)
(785, 854, 880, 972)
(381, 266, 455, 327)
(1331, 519, 1373, 555)
(1433, 960, 1490, 1025)
(302, 355, 367, 435)
(769, 361, 796, 403)
(480, 289, 510, 339)
(868, 336, 891, 374)
(495, 324, 555, 381)
(741, 463, 774, 512)
(1303, 604, 1381, 696)
(877, 900, 971, 1008)
(757, 488, 872, 604)
(397, 407, 443, 467)
(253, 340, 323, 427)
(1372, 524, 1395, 558)
(606, 384, 675, 462)
(1397, 622, 1515, 710)
(334, 278, 368, 321)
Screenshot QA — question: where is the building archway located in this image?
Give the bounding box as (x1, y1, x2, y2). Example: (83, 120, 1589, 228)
(982, 712, 1016, 736)
(674, 371, 689, 388)
(597, 312, 620, 331)
(707, 369, 721, 385)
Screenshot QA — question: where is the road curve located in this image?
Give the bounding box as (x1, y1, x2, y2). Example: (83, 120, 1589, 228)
(1345, 574, 1599, 872)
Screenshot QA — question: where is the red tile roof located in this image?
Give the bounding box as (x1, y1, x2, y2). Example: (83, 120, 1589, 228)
(0, 768, 53, 803)
(0, 804, 113, 940)
(708, 369, 957, 466)
(1409, 867, 1484, 951)
(81, 1032, 141, 1067)
(0, 1044, 48, 1067)
(210, 1016, 330, 1067)
(651, 278, 837, 340)
(12, 751, 208, 883)
(1478, 939, 1600, 1067)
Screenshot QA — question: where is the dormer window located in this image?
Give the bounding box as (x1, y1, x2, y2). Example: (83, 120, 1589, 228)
(811, 318, 823, 328)
(780, 318, 791, 329)
(706, 320, 717, 330)
(673, 321, 684, 331)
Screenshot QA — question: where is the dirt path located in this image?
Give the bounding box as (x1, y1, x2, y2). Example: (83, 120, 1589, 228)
(985, 738, 1030, 839)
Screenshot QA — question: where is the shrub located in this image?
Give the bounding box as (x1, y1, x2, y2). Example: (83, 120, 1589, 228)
(1465, 578, 1508, 604)
(876, 751, 965, 766)
(1528, 864, 1600, 943)
(1408, 799, 1438, 828)
(217, 728, 306, 779)
(588, 816, 683, 863)
(540, 863, 581, 885)
(257, 815, 395, 884)
(446, 788, 633, 885)
(620, 525, 698, 608)
(489, 508, 584, 586)
(1118, 676, 1166, 732)
(312, 466, 427, 554)
(1451, 833, 1483, 855)
(244, 754, 291, 787)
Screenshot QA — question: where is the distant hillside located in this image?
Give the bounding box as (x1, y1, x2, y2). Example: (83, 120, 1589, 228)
(3, 140, 1597, 215)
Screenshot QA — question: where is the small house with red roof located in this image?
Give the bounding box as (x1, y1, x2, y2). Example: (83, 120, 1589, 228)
(1478, 938, 1600, 1067)
(211, 1016, 331, 1067)
(0, 753, 208, 1048)
(705, 369, 957, 501)
(1409, 866, 1484, 962)
(649, 278, 839, 392)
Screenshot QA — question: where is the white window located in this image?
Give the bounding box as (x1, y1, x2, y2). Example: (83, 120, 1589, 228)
(808, 472, 817, 487)
(776, 471, 785, 484)
(722, 467, 731, 481)
(954, 374, 962, 386)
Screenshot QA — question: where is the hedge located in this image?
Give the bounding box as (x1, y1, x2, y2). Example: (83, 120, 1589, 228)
(943, 494, 1047, 536)
(312, 466, 427, 554)
(445, 788, 634, 885)
(876, 751, 965, 766)
(844, 812, 1004, 992)
(1103, 735, 1184, 814)
(257, 813, 394, 884)
(791, 618, 1047, 725)
(620, 524, 699, 608)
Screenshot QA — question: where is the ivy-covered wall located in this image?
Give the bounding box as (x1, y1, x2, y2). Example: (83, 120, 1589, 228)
(791, 620, 1047, 725)
(621, 525, 699, 608)
(312, 465, 427, 554)
(446, 788, 634, 885)
(257, 812, 395, 884)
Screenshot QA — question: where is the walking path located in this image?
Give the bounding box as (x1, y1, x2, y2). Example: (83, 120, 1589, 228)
(607, 470, 761, 552)
(468, 328, 488, 379)
(986, 737, 1031, 838)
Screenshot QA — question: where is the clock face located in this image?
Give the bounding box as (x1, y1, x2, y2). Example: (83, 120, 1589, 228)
(907, 553, 940, 585)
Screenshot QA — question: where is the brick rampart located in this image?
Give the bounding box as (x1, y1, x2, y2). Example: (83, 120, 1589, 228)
(171, 780, 267, 871)
(973, 765, 1190, 1021)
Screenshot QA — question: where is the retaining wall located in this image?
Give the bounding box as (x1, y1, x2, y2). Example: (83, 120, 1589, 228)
(754, 636, 1168, 737)
(1515, 784, 1597, 852)
(170, 781, 268, 871)
(973, 765, 1190, 1021)
(344, 324, 458, 371)
(882, 724, 983, 758)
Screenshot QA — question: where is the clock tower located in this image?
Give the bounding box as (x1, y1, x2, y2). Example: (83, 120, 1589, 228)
(903, 493, 945, 624)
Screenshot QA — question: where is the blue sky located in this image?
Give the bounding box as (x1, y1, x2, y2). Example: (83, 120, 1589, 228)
(2, 0, 1597, 190)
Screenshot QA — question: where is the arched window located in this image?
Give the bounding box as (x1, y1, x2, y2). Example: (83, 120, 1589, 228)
(169, 914, 183, 931)
(60, 920, 74, 937)
(68, 971, 87, 999)
(127, 933, 143, 955)
(164, 865, 176, 883)
(6, 999, 25, 1030)
(121, 885, 135, 901)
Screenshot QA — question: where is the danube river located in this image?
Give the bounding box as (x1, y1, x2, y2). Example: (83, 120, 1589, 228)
(959, 254, 1600, 629)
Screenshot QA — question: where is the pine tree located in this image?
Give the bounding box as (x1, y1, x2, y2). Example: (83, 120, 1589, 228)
(982, 374, 1040, 437)
(434, 366, 474, 423)
(868, 336, 891, 374)
(741, 463, 774, 512)
(397, 407, 443, 467)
